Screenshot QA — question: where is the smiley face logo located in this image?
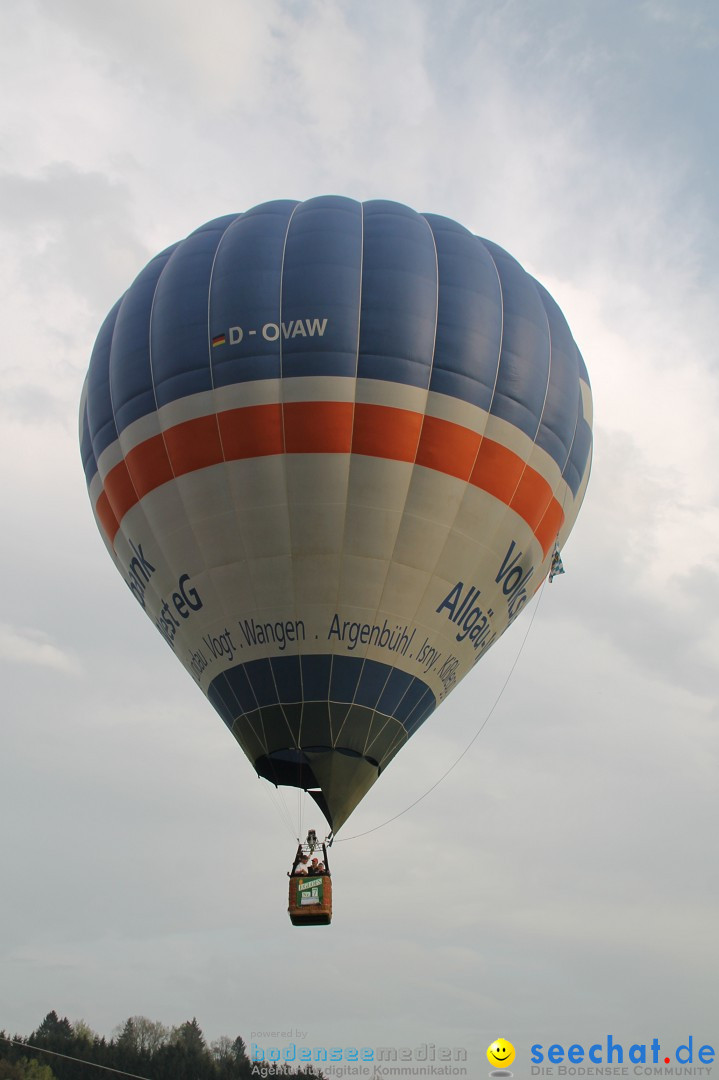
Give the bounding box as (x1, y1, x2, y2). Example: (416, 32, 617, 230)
(487, 1039, 515, 1069)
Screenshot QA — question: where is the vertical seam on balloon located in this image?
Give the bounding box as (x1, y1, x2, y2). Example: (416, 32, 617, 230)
(483, 253, 555, 561)
(231, 662, 280, 771)
(207, 214, 263, 620)
(81, 383, 117, 565)
(564, 372, 592, 496)
(405, 241, 530, 674)
(404, 688, 436, 737)
(204, 215, 274, 765)
(368, 227, 506, 730)
(370, 674, 437, 762)
(146, 240, 208, 658)
(327, 209, 408, 752)
(359, 211, 441, 749)
(338, 208, 440, 759)
(208, 208, 300, 791)
(78, 378, 91, 473)
(460, 253, 556, 608)
(360, 214, 452, 748)
(207, 216, 266, 634)
(148, 250, 182, 481)
(210, 211, 300, 789)
(470, 237, 505, 463)
(363, 714, 407, 766)
(533, 303, 583, 550)
(146, 224, 240, 708)
(396, 229, 504, 721)
(243, 707, 272, 760)
(170, 221, 249, 713)
(365, 714, 409, 766)
(514, 276, 553, 463)
(364, 708, 414, 768)
(103, 301, 137, 516)
(531, 298, 594, 559)
(537, 349, 589, 552)
(213, 670, 270, 759)
(325, 198, 364, 755)
(105, 285, 168, 623)
(271, 200, 308, 767)
(498, 272, 557, 576)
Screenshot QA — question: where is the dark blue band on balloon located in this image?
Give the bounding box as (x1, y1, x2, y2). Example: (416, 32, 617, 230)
(207, 654, 436, 742)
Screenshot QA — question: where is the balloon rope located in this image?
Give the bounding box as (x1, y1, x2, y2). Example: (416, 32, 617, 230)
(335, 578, 547, 843)
(259, 775, 297, 840)
(0, 1035, 152, 1079)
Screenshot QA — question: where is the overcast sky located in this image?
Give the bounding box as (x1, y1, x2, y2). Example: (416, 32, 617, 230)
(1, 0, 718, 1068)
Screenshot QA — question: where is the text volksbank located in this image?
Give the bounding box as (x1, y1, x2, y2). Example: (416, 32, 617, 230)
(251, 1043, 467, 1065)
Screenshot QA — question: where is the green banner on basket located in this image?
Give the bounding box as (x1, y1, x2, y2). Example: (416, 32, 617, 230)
(297, 877, 323, 905)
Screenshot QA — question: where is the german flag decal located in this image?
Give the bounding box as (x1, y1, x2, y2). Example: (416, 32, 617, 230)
(211, 333, 226, 347)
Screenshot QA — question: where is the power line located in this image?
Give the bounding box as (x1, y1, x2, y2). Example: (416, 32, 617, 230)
(0, 1035, 153, 1080)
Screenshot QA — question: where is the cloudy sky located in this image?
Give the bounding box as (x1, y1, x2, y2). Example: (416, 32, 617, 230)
(2, 0, 718, 1067)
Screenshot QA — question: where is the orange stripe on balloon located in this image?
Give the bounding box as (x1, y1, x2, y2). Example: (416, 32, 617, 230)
(512, 470, 555, 531)
(125, 434, 174, 498)
(352, 403, 423, 461)
(285, 401, 353, 453)
(469, 441, 565, 553)
(164, 415, 224, 476)
(218, 403, 283, 458)
(416, 414, 481, 480)
(95, 490, 120, 542)
(103, 458, 138, 522)
(470, 437, 524, 497)
(96, 401, 564, 556)
(535, 498, 565, 555)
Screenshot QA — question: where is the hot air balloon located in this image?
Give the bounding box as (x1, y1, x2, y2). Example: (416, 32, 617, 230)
(80, 196, 592, 852)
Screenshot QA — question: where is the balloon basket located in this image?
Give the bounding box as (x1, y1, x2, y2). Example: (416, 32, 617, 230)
(288, 873, 332, 926)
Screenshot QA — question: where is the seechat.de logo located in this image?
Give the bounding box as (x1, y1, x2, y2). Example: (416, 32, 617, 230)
(530, 1036, 715, 1072)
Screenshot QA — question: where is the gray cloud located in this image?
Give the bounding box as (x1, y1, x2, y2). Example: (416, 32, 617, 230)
(0, 163, 146, 310)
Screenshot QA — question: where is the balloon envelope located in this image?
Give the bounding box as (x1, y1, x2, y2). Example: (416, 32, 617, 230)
(80, 197, 592, 832)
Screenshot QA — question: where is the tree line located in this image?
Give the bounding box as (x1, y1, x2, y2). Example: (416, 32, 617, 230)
(0, 1011, 325, 1080)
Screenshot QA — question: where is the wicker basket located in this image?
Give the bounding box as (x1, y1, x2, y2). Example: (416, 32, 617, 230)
(288, 874, 333, 926)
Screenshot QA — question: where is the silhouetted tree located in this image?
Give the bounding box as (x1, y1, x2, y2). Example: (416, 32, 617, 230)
(151, 1018, 214, 1080)
(3, 1014, 327, 1080)
(116, 1015, 169, 1056)
(29, 1015, 72, 1049)
(212, 1035, 253, 1080)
